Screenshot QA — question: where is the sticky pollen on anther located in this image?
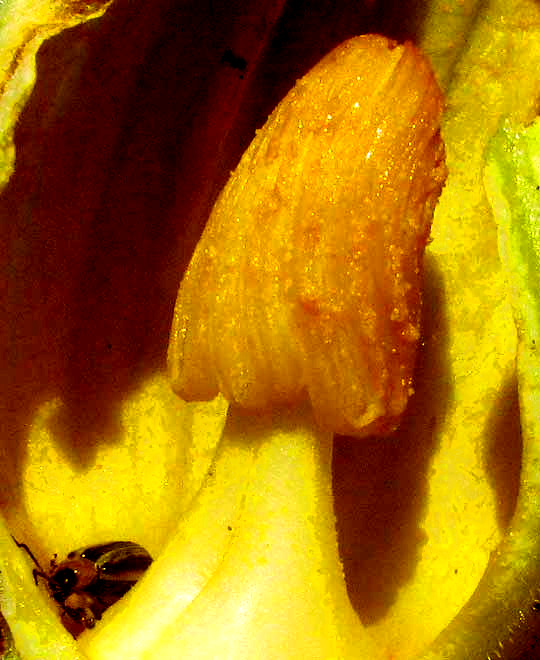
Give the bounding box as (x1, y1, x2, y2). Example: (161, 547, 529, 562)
(168, 34, 446, 438)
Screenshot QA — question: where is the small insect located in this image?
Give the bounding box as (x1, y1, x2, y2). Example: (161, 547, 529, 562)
(14, 539, 153, 632)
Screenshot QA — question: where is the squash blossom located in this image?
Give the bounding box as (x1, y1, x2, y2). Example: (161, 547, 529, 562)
(2, 1, 540, 659)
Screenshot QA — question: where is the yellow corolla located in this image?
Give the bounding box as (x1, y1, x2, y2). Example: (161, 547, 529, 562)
(1, 1, 540, 658)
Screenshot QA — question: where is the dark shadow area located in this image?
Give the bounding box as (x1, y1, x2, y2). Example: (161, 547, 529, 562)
(482, 372, 522, 533)
(333, 254, 453, 624)
(375, 0, 429, 42)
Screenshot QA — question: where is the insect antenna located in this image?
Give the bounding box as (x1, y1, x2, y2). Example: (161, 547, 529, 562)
(12, 536, 48, 585)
